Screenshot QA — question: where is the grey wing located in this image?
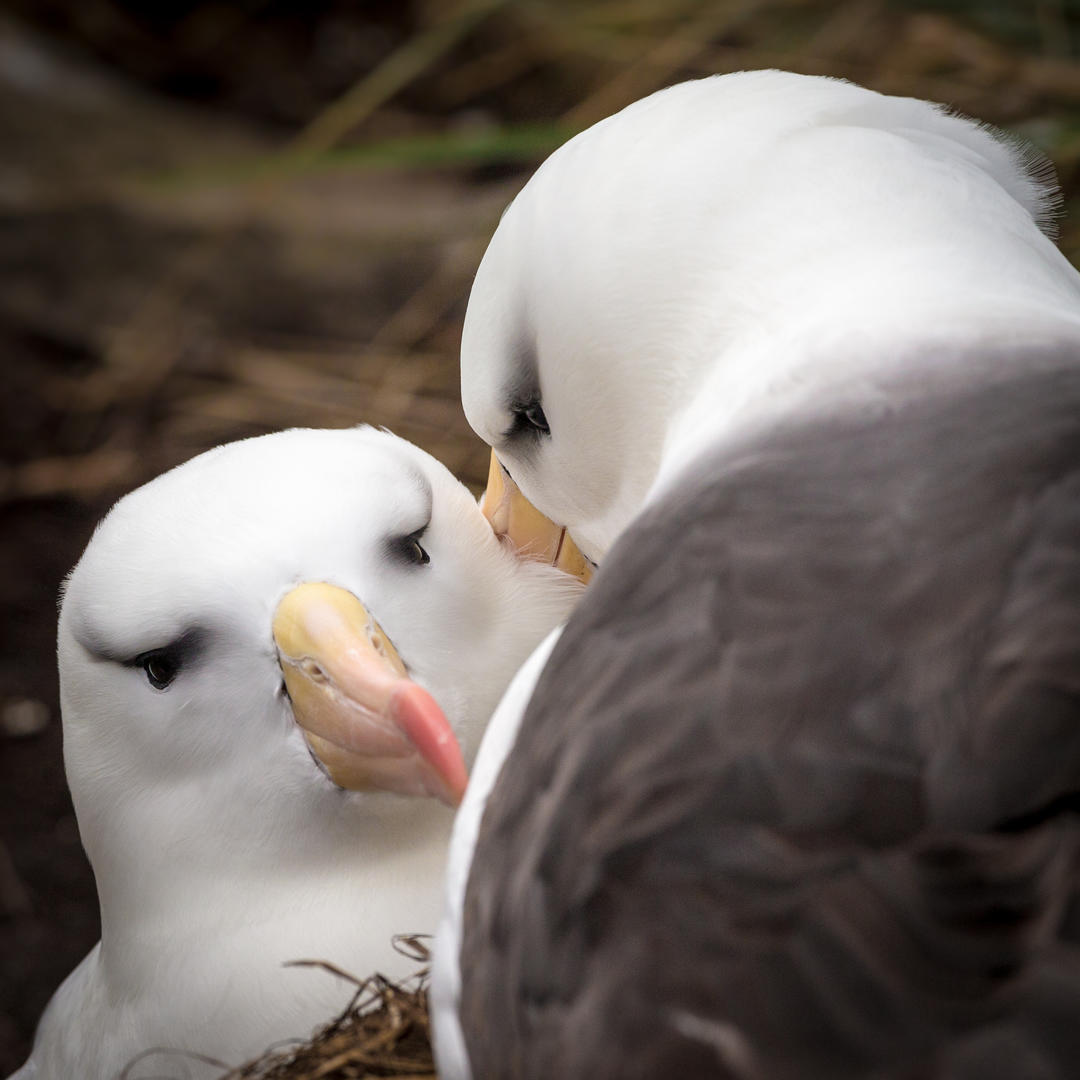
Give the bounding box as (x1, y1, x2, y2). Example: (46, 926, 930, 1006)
(459, 354, 1080, 1080)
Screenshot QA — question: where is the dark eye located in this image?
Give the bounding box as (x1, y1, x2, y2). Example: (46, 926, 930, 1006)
(520, 401, 549, 435)
(406, 536, 430, 565)
(389, 528, 430, 566)
(125, 629, 205, 690)
(137, 649, 180, 691)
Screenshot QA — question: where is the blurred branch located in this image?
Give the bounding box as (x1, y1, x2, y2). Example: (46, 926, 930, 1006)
(0, 446, 140, 503)
(370, 238, 487, 351)
(562, 0, 766, 129)
(289, 0, 508, 158)
(431, 35, 543, 106)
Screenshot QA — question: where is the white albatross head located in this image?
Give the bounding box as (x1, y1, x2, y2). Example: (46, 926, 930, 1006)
(461, 70, 1072, 565)
(56, 424, 582, 950)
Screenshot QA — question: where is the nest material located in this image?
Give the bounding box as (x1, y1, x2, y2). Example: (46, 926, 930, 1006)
(220, 944, 436, 1080)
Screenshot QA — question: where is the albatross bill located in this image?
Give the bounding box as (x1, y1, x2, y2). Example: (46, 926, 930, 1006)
(479, 449, 593, 584)
(273, 582, 468, 807)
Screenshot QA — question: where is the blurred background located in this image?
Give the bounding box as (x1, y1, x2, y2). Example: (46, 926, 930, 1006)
(2, 0, 1080, 1071)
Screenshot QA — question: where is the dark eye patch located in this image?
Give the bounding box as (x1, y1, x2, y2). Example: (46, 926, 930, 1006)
(128, 629, 208, 692)
(497, 332, 545, 444)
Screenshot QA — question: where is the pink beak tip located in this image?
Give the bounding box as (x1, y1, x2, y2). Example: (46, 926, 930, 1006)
(390, 682, 469, 807)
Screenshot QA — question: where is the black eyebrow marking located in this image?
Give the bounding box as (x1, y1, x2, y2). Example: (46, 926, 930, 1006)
(77, 626, 210, 668)
(124, 628, 210, 671)
(499, 334, 542, 443)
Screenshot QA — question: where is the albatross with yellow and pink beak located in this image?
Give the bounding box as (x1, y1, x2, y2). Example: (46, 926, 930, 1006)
(10, 424, 583, 1080)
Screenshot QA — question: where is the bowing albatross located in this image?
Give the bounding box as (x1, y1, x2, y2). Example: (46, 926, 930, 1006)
(432, 71, 1080, 1078)
(10, 426, 580, 1080)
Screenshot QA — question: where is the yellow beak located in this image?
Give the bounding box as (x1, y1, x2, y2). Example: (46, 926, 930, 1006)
(273, 582, 468, 807)
(479, 450, 593, 584)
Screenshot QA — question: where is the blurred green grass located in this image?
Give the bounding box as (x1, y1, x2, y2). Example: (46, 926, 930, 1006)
(144, 122, 576, 190)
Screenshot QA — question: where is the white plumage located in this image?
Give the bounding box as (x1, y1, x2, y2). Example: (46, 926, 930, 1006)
(12, 426, 580, 1080)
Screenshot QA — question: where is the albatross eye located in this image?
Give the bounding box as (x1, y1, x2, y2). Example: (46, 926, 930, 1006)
(521, 402, 549, 435)
(389, 528, 430, 566)
(406, 537, 430, 565)
(137, 648, 181, 691)
(503, 399, 550, 441)
(126, 630, 203, 691)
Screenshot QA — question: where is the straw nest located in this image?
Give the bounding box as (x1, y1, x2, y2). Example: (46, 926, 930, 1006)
(219, 961, 435, 1080)
(116, 939, 439, 1080)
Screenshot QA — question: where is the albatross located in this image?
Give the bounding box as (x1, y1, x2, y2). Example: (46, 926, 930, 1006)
(10, 425, 581, 1080)
(432, 70, 1080, 1078)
